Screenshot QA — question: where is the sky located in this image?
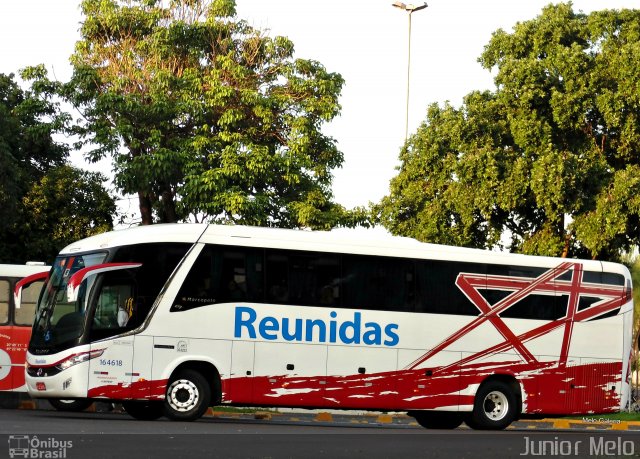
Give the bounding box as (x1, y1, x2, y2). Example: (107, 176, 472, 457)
(1, 0, 638, 222)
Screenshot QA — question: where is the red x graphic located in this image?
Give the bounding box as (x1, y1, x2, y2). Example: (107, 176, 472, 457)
(406, 262, 628, 372)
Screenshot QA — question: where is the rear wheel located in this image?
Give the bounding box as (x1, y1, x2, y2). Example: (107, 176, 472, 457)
(164, 369, 211, 421)
(48, 399, 94, 412)
(122, 400, 164, 420)
(465, 380, 518, 430)
(410, 411, 464, 429)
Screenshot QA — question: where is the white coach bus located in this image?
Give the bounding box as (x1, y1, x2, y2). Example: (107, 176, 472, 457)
(24, 224, 633, 429)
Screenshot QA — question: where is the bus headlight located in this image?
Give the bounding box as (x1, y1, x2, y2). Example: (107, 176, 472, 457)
(55, 349, 105, 371)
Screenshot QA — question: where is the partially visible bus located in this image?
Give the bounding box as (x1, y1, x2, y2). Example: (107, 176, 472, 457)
(24, 224, 634, 429)
(0, 263, 49, 404)
(1, 264, 92, 412)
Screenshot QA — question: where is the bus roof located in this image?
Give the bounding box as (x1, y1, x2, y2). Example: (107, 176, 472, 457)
(0, 263, 50, 278)
(60, 224, 627, 277)
(61, 224, 208, 254)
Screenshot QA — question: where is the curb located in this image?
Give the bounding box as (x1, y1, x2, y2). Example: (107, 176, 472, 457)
(505, 418, 640, 431)
(544, 418, 640, 431)
(8, 397, 640, 430)
(203, 410, 640, 430)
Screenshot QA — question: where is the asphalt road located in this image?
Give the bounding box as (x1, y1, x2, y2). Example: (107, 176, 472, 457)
(1, 409, 639, 459)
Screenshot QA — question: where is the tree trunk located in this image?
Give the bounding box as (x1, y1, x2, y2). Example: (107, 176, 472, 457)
(560, 214, 569, 258)
(138, 191, 153, 225)
(561, 232, 570, 258)
(160, 190, 177, 223)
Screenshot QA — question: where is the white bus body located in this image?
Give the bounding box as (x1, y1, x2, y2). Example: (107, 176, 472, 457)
(25, 224, 633, 429)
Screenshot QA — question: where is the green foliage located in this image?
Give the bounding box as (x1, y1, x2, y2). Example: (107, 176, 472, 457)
(61, 0, 367, 229)
(20, 165, 116, 262)
(0, 72, 115, 263)
(377, 3, 640, 261)
(627, 255, 640, 337)
(0, 71, 67, 233)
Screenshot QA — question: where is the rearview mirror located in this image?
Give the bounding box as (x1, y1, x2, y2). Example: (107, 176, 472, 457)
(66, 262, 142, 302)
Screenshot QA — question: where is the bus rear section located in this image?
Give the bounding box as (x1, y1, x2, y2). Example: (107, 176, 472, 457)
(0, 264, 49, 407)
(24, 224, 634, 429)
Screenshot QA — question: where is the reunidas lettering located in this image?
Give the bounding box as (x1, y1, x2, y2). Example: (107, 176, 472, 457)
(234, 306, 399, 346)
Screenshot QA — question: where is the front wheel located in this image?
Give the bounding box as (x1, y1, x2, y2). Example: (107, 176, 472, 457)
(465, 380, 519, 430)
(48, 399, 94, 412)
(122, 400, 164, 420)
(164, 369, 211, 421)
(410, 411, 464, 429)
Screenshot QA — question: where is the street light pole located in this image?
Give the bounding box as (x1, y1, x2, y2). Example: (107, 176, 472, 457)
(392, 2, 427, 141)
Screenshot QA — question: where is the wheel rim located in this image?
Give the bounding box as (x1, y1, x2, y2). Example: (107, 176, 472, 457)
(167, 379, 200, 413)
(482, 390, 508, 421)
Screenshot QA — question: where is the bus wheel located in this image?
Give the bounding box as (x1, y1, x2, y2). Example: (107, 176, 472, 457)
(410, 411, 464, 429)
(122, 401, 164, 420)
(48, 399, 94, 412)
(465, 380, 518, 430)
(164, 369, 211, 421)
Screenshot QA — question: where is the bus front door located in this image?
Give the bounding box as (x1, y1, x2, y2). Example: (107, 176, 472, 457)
(86, 279, 137, 400)
(88, 336, 135, 400)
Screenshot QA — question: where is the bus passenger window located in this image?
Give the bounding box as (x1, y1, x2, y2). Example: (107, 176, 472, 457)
(265, 250, 341, 307)
(173, 246, 264, 311)
(342, 255, 412, 311)
(318, 285, 335, 305)
(269, 283, 289, 302)
(220, 251, 250, 302)
(0, 280, 8, 324)
(226, 280, 246, 300)
(15, 281, 44, 326)
(266, 252, 289, 304)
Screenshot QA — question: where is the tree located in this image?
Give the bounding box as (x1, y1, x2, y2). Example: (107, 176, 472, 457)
(0, 71, 116, 263)
(0, 72, 67, 241)
(377, 4, 640, 261)
(64, 0, 366, 229)
(19, 165, 116, 262)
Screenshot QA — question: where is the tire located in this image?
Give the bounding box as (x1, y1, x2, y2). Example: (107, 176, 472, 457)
(122, 400, 164, 420)
(163, 369, 211, 421)
(48, 399, 94, 412)
(410, 411, 464, 429)
(465, 380, 519, 430)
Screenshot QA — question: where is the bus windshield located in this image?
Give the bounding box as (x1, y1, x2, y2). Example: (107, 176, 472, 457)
(31, 253, 107, 350)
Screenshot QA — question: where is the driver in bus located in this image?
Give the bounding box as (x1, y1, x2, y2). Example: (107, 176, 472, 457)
(117, 297, 134, 327)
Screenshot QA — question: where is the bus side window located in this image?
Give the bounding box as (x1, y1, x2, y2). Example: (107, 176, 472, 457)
(89, 272, 145, 341)
(174, 246, 264, 310)
(174, 246, 219, 310)
(220, 251, 248, 302)
(342, 255, 412, 311)
(91, 276, 136, 333)
(415, 260, 484, 316)
(0, 280, 8, 324)
(265, 250, 340, 307)
(266, 252, 289, 304)
(14, 280, 44, 326)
